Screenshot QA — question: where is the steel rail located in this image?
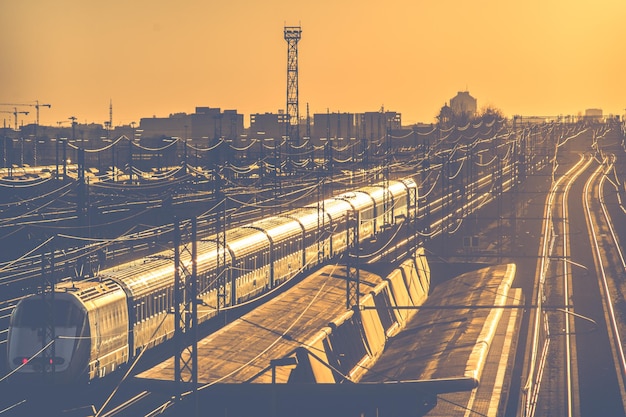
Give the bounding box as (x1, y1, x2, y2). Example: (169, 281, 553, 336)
(583, 154, 626, 410)
(523, 153, 589, 417)
(559, 153, 592, 417)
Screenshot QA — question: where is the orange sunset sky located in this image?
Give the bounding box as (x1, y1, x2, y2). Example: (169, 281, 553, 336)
(1, 0, 625, 127)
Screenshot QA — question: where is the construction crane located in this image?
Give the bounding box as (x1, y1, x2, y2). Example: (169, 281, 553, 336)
(0, 108, 30, 130)
(0, 100, 51, 128)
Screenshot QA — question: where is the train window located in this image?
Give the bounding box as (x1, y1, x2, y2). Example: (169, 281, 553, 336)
(13, 299, 82, 328)
(13, 300, 45, 327)
(59, 301, 81, 327)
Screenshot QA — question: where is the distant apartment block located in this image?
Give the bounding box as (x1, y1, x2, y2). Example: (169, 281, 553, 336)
(249, 110, 401, 147)
(139, 107, 244, 145)
(312, 112, 355, 144)
(249, 111, 288, 140)
(358, 111, 401, 142)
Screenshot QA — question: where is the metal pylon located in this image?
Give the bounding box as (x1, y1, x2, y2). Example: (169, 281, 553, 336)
(174, 217, 198, 397)
(284, 25, 302, 171)
(40, 238, 56, 381)
(346, 210, 360, 309)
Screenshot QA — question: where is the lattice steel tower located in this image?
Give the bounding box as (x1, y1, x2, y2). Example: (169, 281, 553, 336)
(284, 25, 302, 152)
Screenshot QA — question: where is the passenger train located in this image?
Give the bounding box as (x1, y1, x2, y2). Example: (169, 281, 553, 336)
(6, 177, 418, 383)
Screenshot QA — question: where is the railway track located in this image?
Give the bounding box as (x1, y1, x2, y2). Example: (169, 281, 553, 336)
(582, 153, 626, 412)
(522, 151, 590, 417)
(522, 128, 626, 416)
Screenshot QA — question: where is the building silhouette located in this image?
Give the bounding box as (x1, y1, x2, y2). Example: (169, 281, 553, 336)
(449, 91, 477, 119)
(584, 108, 603, 122)
(139, 107, 244, 145)
(249, 111, 289, 141)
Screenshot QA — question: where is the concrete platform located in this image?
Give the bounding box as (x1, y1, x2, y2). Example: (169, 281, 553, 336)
(428, 288, 523, 416)
(135, 264, 385, 385)
(360, 263, 523, 416)
(134, 259, 522, 416)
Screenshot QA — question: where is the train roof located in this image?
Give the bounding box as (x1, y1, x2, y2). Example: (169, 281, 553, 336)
(245, 216, 303, 242)
(335, 190, 376, 210)
(353, 185, 386, 200)
(398, 177, 418, 189)
(281, 206, 323, 230)
(50, 278, 126, 305)
(98, 254, 177, 299)
(304, 198, 353, 220)
(225, 226, 269, 256)
(195, 239, 226, 270)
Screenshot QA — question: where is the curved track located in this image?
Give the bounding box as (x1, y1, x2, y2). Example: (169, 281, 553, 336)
(522, 127, 626, 417)
(582, 153, 626, 413)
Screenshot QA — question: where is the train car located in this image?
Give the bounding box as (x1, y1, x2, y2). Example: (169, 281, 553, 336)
(352, 185, 389, 233)
(6, 176, 419, 383)
(226, 226, 271, 303)
(244, 216, 304, 288)
(336, 189, 377, 240)
(282, 206, 328, 268)
(103, 257, 178, 356)
(7, 279, 129, 383)
(392, 178, 418, 221)
(308, 196, 353, 257)
(196, 239, 230, 316)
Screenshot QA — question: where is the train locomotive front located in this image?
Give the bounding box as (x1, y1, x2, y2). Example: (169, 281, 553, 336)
(7, 279, 129, 383)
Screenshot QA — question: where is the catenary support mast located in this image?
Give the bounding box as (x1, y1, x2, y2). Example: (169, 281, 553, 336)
(284, 25, 302, 172)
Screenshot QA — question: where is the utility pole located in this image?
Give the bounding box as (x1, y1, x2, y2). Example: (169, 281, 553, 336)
(306, 103, 313, 168)
(129, 122, 135, 184)
(69, 116, 77, 144)
(77, 147, 87, 226)
(40, 237, 56, 382)
(55, 120, 70, 179)
(346, 209, 360, 309)
(174, 218, 198, 404)
(34, 101, 51, 166)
